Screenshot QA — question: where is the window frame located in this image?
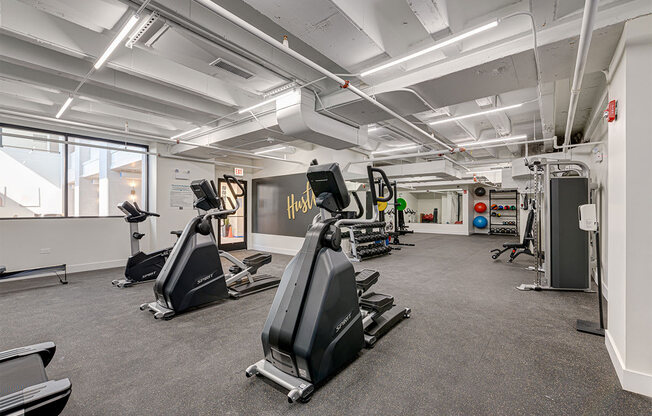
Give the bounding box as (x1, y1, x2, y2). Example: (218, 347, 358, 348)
(0, 123, 149, 220)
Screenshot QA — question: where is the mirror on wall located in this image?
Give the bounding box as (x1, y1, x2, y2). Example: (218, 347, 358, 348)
(401, 190, 464, 224)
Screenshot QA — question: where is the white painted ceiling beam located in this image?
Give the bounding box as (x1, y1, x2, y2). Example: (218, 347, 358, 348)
(407, 0, 450, 35)
(0, 78, 191, 132)
(147, 0, 343, 92)
(0, 95, 176, 137)
(0, 0, 256, 108)
(0, 36, 228, 123)
(321, 0, 652, 108)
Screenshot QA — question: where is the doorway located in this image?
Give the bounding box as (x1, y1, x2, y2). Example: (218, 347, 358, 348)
(217, 178, 247, 251)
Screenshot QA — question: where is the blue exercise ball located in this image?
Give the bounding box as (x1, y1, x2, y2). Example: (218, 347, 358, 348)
(473, 216, 488, 228)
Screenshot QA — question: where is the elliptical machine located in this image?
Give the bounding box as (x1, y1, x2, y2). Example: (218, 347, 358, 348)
(112, 201, 181, 288)
(245, 162, 410, 403)
(140, 175, 279, 320)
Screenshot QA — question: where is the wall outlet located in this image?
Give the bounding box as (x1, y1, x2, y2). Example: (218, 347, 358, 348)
(40, 248, 51, 255)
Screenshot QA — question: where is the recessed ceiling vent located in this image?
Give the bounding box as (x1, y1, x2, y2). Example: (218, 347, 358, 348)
(209, 58, 253, 79)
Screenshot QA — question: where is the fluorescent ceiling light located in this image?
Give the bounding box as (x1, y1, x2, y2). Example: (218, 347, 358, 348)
(125, 14, 152, 48)
(238, 91, 295, 114)
(55, 96, 73, 119)
(94, 14, 140, 70)
(429, 103, 523, 126)
(255, 146, 288, 155)
(372, 144, 421, 155)
(457, 134, 528, 147)
(360, 20, 498, 77)
(170, 127, 201, 140)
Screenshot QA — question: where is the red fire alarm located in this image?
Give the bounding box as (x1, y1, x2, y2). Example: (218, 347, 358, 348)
(604, 100, 617, 122)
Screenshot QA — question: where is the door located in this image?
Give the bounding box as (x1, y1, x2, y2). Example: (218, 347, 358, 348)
(217, 178, 247, 251)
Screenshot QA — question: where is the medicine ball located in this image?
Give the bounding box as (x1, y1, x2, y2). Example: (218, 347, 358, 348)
(474, 202, 487, 213)
(474, 187, 486, 197)
(473, 216, 488, 228)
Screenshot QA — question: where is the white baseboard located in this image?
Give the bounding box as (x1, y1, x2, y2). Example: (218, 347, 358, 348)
(251, 244, 299, 256)
(67, 259, 124, 274)
(605, 330, 652, 398)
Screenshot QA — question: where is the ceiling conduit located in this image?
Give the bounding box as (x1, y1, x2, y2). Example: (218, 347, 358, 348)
(276, 89, 366, 150)
(191, 0, 453, 151)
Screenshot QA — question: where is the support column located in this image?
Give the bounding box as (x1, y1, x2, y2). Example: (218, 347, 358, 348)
(605, 13, 652, 398)
(98, 149, 110, 216)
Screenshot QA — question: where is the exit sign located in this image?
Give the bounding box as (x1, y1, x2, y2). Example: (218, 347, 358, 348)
(234, 167, 244, 177)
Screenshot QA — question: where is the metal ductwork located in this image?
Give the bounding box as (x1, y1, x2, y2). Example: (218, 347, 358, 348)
(276, 89, 366, 150)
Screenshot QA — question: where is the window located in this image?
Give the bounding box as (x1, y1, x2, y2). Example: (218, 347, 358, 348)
(0, 125, 148, 219)
(67, 138, 147, 217)
(0, 128, 65, 218)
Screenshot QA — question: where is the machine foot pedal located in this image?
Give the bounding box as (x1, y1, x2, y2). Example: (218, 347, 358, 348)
(228, 274, 280, 298)
(354, 269, 379, 293)
(242, 253, 272, 274)
(359, 292, 394, 315)
(364, 305, 410, 346)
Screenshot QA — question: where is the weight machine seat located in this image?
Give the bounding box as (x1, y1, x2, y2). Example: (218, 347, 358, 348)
(0, 342, 71, 416)
(491, 210, 535, 261)
(359, 292, 394, 316)
(355, 269, 379, 292)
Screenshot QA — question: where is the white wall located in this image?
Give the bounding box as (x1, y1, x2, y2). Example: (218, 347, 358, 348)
(148, 150, 216, 252)
(0, 217, 127, 273)
(603, 14, 652, 398)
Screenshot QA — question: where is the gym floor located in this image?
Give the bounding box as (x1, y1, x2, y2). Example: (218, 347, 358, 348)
(1, 234, 650, 415)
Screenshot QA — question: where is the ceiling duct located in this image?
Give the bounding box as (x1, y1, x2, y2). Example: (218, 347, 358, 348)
(209, 58, 254, 79)
(276, 89, 366, 150)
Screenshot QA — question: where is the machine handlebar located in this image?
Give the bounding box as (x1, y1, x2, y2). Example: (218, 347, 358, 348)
(366, 166, 393, 203)
(223, 175, 245, 197)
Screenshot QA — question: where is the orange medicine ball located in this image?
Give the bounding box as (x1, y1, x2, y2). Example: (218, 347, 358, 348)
(474, 202, 487, 213)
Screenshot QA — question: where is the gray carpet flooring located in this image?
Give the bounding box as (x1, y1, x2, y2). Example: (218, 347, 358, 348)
(1, 234, 651, 415)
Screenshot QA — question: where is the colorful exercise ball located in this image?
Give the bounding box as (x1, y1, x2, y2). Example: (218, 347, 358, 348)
(474, 187, 486, 196)
(473, 216, 488, 228)
(474, 202, 487, 213)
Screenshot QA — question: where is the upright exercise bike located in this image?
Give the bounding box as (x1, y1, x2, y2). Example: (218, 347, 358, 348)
(140, 175, 279, 320)
(112, 201, 181, 288)
(245, 162, 410, 403)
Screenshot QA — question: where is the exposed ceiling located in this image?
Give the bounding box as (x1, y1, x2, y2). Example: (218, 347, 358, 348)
(0, 0, 649, 174)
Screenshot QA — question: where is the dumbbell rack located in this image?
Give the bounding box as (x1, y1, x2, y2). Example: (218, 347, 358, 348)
(489, 189, 519, 237)
(348, 222, 390, 262)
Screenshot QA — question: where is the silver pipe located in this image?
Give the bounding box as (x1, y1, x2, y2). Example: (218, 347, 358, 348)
(191, 0, 452, 151)
(562, 0, 599, 148)
(348, 137, 555, 164)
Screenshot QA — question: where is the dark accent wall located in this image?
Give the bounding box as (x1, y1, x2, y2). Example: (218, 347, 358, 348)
(252, 173, 318, 238)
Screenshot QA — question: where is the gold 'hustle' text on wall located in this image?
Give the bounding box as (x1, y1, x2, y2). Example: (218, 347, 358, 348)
(287, 181, 317, 220)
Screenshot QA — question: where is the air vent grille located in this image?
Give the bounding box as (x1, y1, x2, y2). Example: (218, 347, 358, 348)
(209, 58, 253, 79)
